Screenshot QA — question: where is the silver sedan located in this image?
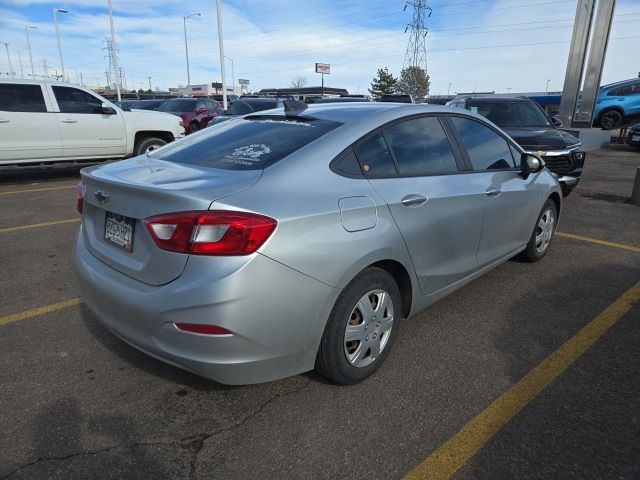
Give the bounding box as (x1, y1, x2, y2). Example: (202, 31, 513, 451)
(74, 101, 561, 385)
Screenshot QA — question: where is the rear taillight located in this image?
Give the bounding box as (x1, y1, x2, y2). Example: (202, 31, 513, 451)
(144, 210, 277, 256)
(76, 181, 86, 215)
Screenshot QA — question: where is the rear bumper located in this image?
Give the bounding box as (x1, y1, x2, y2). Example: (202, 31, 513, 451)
(74, 228, 337, 385)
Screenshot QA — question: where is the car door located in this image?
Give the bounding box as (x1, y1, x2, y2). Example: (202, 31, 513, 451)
(357, 115, 485, 296)
(0, 82, 62, 163)
(446, 115, 537, 266)
(49, 84, 126, 159)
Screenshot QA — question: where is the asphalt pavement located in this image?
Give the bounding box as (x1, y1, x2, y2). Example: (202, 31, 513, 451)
(0, 147, 639, 480)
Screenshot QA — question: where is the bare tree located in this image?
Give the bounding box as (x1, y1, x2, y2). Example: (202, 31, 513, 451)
(290, 76, 307, 88)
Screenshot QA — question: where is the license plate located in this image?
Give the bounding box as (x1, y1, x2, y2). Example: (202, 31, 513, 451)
(632, 135, 640, 142)
(104, 212, 135, 252)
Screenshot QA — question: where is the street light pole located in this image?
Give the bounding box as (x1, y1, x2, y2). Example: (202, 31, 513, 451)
(53, 8, 69, 82)
(107, 0, 121, 101)
(224, 55, 234, 94)
(447, 82, 452, 96)
(183, 12, 202, 97)
(25, 25, 37, 79)
(18, 50, 24, 78)
(1, 43, 14, 78)
(546, 78, 551, 92)
(216, 0, 228, 110)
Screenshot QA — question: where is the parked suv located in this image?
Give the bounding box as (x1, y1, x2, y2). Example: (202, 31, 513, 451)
(0, 79, 185, 166)
(158, 98, 223, 134)
(447, 96, 585, 196)
(593, 78, 640, 130)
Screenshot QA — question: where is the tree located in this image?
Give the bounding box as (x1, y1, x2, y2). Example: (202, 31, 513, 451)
(290, 76, 307, 88)
(396, 66, 430, 103)
(368, 67, 397, 101)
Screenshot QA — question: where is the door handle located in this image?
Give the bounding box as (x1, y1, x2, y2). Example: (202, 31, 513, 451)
(0, 118, 9, 123)
(401, 194, 428, 207)
(486, 187, 501, 197)
(60, 119, 78, 123)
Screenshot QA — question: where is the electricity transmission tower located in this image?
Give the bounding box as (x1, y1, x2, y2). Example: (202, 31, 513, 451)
(402, 0, 431, 99)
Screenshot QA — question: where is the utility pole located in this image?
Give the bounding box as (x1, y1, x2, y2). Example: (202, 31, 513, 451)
(447, 82, 452, 96)
(147, 76, 152, 91)
(79, 72, 83, 86)
(41, 59, 49, 78)
(107, 0, 121, 101)
(1, 43, 14, 78)
(216, 0, 228, 110)
(95, 77, 100, 88)
(402, 0, 431, 103)
(53, 8, 68, 81)
(546, 78, 551, 92)
(25, 25, 37, 79)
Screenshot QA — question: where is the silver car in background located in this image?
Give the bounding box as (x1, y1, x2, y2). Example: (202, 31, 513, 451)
(74, 102, 562, 385)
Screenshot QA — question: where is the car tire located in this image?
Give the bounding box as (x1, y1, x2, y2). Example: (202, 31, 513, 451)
(189, 122, 199, 134)
(599, 109, 623, 130)
(518, 198, 557, 263)
(134, 136, 167, 156)
(315, 267, 401, 385)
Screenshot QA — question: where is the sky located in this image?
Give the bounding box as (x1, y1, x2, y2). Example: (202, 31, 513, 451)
(0, 0, 639, 95)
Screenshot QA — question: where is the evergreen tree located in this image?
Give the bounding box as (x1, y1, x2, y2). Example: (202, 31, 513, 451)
(368, 68, 398, 101)
(396, 66, 430, 103)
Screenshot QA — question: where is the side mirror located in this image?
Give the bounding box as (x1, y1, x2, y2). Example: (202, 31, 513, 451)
(100, 103, 116, 115)
(521, 153, 544, 178)
(551, 115, 562, 127)
(196, 107, 206, 114)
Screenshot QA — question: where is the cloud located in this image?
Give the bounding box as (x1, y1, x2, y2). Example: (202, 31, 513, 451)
(0, 0, 638, 94)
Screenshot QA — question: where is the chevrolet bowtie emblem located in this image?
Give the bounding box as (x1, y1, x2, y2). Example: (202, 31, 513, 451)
(94, 191, 110, 204)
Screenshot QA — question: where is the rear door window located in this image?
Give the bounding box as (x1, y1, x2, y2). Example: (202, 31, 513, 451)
(382, 116, 458, 176)
(450, 116, 516, 170)
(151, 116, 342, 170)
(353, 132, 397, 177)
(0, 84, 47, 112)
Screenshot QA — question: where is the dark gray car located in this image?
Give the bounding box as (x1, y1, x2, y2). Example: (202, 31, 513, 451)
(74, 102, 561, 385)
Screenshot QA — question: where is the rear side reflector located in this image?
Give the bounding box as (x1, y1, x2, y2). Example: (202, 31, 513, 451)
(76, 181, 86, 215)
(144, 210, 277, 255)
(174, 323, 232, 335)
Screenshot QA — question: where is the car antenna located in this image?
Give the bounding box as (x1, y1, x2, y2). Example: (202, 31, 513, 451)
(283, 99, 308, 118)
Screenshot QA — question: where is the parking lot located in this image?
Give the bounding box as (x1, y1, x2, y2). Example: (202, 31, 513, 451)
(1, 147, 639, 479)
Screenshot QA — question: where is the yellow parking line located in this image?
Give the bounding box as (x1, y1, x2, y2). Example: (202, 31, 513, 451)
(556, 232, 640, 254)
(404, 279, 640, 480)
(0, 298, 82, 326)
(0, 218, 80, 234)
(0, 185, 75, 196)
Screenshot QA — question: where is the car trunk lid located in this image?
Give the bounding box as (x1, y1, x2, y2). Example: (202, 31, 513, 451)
(80, 156, 261, 285)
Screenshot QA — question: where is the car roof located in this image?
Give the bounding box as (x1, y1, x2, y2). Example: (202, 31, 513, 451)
(257, 102, 458, 124)
(455, 95, 532, 103)
(601, 78, 640, 89)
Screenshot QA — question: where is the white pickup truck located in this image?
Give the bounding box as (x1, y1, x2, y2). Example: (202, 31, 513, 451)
(0, 79, 185, 166)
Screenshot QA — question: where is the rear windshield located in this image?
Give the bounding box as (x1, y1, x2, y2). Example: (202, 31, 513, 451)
(227, 100, 277, 115)
(151, 116, 342, 170)
(158, 100, 195, 112)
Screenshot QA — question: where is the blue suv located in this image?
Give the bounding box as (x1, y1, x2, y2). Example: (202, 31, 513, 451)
(593, 78, 640, 129)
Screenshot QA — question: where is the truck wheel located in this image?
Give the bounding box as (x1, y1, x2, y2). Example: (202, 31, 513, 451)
(134, 136, 167, 156)
(599, 110, 622, 130)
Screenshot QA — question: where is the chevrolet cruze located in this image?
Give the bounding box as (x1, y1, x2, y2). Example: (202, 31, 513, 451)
(74, 101, 562, 385)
